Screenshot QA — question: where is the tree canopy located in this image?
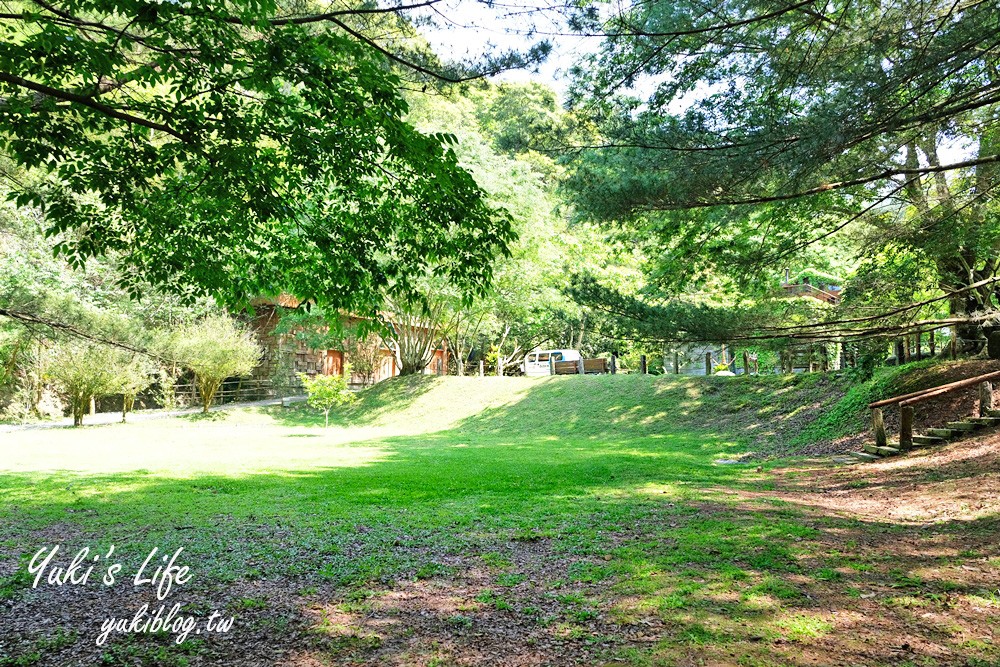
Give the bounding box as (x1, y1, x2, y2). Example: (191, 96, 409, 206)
(0, 0, 529, 312)
(562, 0, 1000, 348)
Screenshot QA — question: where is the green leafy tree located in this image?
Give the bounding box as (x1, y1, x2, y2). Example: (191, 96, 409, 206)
(565, 0, 1000, 349)
(298, 368, 357, 427)
(383, 290, 456, 376)
(0, 0, 516, 312)
(169, 316, 261, 413)
(117, 355, 156, 423)
(407, 90, 595, 374)
(343, 333, 383, 388)
(47, 342, 128, 426)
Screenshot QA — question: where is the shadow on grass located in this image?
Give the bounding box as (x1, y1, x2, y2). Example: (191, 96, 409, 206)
(262, 374, 443, 429)
(2, 486, 995, 666)
(1, 375, 998, 665)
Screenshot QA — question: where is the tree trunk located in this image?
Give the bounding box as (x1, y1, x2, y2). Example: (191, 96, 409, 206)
(73, 393, 86, 427)
(122, 395, 135, 423)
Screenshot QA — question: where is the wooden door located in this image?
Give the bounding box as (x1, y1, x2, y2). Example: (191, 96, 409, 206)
(324, 350, 343, 376)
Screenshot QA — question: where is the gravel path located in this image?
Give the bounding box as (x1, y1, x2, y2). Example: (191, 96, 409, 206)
(0, 395, 306, 433)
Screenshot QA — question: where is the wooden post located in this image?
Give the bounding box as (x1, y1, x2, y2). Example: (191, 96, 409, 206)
(640, 354, 647, 374)
(673, 351, 680, 374)
(872, 408, 888, 448)
(705, 352, 712, 375)
(479, 360, 484, 377)
(979, 381, 994, 417)
(915, 332, 922, 361)
(577, 357, 585, 375)
(610, 354, 617, 375)
(742, 350, 750, 376)
(900, 406, 914, 450)
(894, 339, 905, 364)
(929, 329, 936, 356)
(548, 356, 554, 376)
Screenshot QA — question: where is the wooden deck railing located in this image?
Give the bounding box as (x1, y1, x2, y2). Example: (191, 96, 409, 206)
(781, 283, 841, 305)
(867, 369, 1000, 449)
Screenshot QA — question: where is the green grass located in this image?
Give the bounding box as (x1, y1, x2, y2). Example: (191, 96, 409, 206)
(0, 373, 996, 665)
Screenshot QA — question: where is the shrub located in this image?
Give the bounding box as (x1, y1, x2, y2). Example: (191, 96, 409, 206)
(298, 368, 357, 427)
(47, 342, 130, 426)
(169, 315, 261, 413)
(118, 355, 156, 422)
(343, 333, 383, 387)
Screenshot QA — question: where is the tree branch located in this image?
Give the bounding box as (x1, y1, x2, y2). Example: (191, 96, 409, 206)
(0, 71, 185, 139)
(650, 153, 1000, 210)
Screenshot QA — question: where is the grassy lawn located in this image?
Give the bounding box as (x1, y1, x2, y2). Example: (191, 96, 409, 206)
(1, 375, 998, 666)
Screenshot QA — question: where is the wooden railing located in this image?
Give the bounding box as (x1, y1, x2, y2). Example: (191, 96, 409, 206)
(867, 369, 1000, 449)
(781, 283, 840, 305)
(552, 358, 610, 375)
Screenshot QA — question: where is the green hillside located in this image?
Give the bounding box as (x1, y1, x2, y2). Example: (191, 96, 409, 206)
(335, 359, 998, 456)
(329, 372, 854, 456)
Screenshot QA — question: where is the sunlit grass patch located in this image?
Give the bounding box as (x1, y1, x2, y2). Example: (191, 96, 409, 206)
(965, 591, 1000, 609)
(774, 613, 834, 641)
(2, 374, 997, 665)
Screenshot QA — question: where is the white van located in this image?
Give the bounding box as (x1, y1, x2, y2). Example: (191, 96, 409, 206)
(523, 349, 582, 376)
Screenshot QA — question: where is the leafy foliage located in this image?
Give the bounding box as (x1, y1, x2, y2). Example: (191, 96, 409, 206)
(298, 369, 356, 427)
(167, 315, 261, 413)
(564, 0, 1000, 345)
(116, 354, 156, 423)
(46, 342, 134, 426)
(0, 0, 513, 311)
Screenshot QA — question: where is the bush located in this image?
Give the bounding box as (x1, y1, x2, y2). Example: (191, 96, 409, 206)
(298, 369, 357, 427)
(118, 355, 156, 422)
(47, 342, 131, 426)
(169, 315, 261, 413)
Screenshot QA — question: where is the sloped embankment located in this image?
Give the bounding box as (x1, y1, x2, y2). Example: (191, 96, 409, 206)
(339, 359, 1000, 457)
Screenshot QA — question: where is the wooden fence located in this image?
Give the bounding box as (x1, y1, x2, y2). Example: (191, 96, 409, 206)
(97, 378, 302, 413)
(552, 358, 610, 375)
(168, 379, 301, 404)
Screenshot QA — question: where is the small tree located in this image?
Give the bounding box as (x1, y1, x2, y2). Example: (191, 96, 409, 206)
(118, 355, 156, 423)
(298, 368, 357, 427)
(170, 315, 261, 413)
(344, 333, 383, 387)
(47, 342, 128, 426)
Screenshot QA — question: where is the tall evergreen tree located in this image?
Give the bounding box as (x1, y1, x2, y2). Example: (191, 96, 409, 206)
(565, 0, 1000, 348)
